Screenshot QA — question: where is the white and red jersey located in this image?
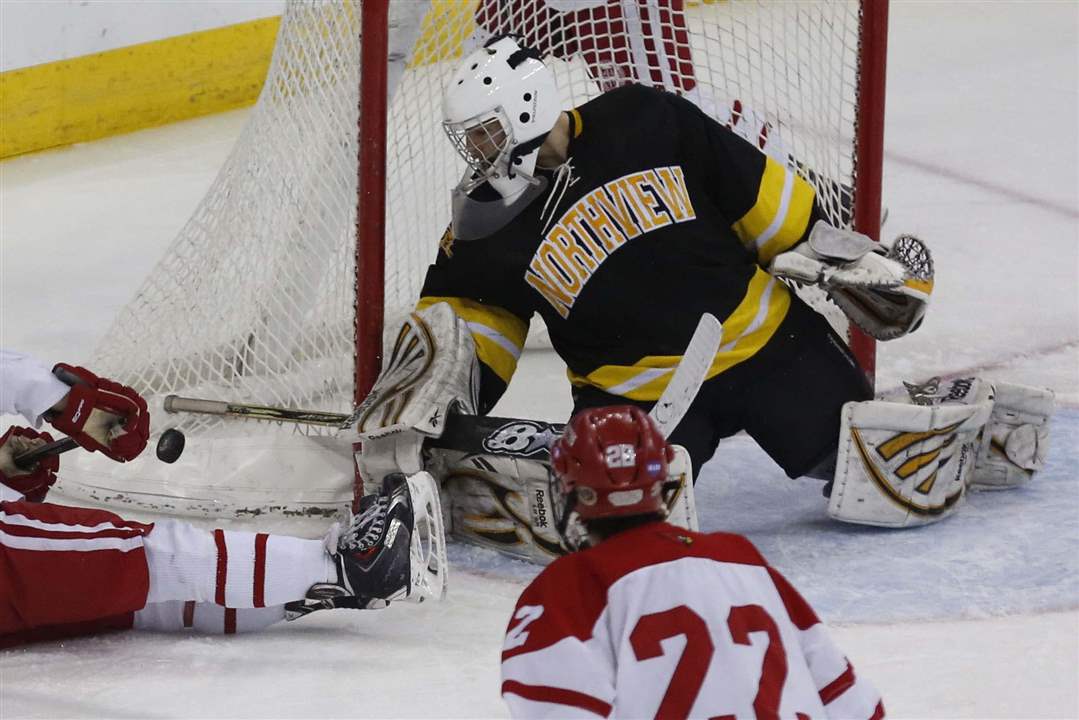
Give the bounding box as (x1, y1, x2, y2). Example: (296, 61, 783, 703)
(501, 522, 883, 719)
(0, 348, 70, 428)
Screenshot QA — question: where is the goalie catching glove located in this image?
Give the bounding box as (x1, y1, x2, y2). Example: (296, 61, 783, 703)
(770, 220, 934, 340)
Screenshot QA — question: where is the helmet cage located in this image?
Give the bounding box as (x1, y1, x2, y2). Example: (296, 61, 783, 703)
(548, 469, 592, 551)
(442, 108, 515, 192)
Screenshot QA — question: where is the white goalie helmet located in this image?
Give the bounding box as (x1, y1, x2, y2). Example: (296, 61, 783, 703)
(442, 35, 562, 240)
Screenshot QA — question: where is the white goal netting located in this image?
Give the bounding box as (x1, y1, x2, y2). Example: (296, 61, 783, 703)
(64, 0, 881, 519)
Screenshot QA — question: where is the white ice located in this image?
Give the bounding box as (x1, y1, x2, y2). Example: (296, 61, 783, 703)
(1, 2, 1077, 718)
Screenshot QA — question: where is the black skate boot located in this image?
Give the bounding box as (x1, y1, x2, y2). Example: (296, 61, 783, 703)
(285, 473, 416, 621)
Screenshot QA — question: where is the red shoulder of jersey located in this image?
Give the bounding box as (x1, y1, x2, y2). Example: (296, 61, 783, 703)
(503, 522, 770, 661)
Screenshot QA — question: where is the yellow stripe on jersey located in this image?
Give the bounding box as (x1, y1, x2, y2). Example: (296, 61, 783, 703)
(567, 268, 791, 400)
(732, 157, 815, 264)
(416, 296, 529, 384)
(570, 109, 584, 138)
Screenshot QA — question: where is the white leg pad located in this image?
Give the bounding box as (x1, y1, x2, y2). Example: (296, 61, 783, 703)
(973, 382, 1054, 489)
(439, 451, 565, 565)
(829, 380, 994, 528)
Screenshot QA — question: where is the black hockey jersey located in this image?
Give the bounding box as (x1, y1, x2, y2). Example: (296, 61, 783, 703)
(420, 84, 822, 411)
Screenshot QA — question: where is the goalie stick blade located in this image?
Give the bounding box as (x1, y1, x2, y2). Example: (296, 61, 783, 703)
(649, 313, 723, 439)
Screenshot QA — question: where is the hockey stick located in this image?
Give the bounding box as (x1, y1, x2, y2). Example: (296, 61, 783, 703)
(13, 437, 78, 470)
(648, 312, 722, 439)
(163, 312, 723, 439)
(163, 396, 350, 427)
(11, 429, 187, 469)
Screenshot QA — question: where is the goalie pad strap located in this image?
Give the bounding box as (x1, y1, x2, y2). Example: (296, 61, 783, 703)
(829, 378, 993, 528)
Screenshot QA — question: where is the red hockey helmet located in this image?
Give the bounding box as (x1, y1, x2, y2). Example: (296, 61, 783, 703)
(550, 405, 674, 525)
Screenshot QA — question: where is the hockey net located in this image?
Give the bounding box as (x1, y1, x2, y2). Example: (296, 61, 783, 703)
(59, 0, 886, 521)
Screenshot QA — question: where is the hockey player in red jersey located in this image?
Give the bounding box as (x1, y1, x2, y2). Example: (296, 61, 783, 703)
(500, 405, 885, 718)
(1, 350, 446, 646)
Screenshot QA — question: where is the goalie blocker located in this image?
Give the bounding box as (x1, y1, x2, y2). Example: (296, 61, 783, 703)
(350, 303, 700, 564)
(829, 377, 1054, 528)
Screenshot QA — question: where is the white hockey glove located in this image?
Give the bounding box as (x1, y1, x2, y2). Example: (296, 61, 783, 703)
(973, 381, 1054, 489)
(770, 220, 934, 340)
(349, 302, 480, 494)
(828, 377, 994, 528)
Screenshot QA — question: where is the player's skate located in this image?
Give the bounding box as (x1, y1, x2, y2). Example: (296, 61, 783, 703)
(285, 472, 448, 621)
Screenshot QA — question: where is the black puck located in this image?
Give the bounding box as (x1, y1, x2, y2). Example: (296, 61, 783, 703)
(156, 428, 186, 464)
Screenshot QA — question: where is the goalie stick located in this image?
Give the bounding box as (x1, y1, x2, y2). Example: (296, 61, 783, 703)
(163, 313, 722, 442)
(161, 314, 721, 564)
(648, 312, 722, 438)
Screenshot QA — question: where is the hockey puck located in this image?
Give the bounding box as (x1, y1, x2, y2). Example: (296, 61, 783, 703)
(156, 428, 186, 464)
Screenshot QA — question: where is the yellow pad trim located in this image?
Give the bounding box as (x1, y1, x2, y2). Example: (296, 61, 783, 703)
(570, 109, 584, 138)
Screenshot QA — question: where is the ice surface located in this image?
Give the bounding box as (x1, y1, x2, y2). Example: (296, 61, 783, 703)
(1, 2, 1077, 718)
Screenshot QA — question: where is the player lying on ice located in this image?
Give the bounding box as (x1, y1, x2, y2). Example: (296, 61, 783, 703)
(501, 405, 885, 719)
(349, 35, 1054, 560)
(0, 350, 446, 647)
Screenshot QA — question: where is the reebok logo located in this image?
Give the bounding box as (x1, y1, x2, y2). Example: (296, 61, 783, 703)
(532, 489, 548, 529)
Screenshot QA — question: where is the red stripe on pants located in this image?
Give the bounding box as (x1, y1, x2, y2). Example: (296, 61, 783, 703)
(253, 533, 268, 608)
(214, 529, 228, 605)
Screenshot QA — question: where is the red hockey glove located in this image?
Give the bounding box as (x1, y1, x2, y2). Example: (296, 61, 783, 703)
(48, 364, 150, 462)
(0, 426, 60, 502)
